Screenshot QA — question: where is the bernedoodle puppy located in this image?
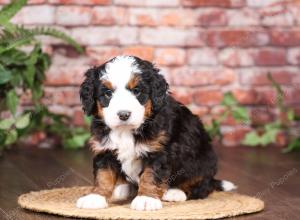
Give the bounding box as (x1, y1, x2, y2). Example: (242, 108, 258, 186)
(76, 55, 236, 211)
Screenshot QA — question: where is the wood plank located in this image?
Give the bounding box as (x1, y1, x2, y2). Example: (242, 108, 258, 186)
(215, 146, 300, 219)
(0, 152, 74, 220)
(8, 147, 90, 189)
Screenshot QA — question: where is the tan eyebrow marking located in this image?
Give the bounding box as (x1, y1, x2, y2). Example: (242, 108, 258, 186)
(101, 80, 113, 90)
(127, 75, 140, 90)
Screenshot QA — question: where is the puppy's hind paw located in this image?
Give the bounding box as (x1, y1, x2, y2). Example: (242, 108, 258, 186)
(76, 194, 108, 209)
(162, 188, 187, 202)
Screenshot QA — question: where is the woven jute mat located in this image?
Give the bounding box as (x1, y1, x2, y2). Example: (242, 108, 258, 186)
(18, 187, 264, 220)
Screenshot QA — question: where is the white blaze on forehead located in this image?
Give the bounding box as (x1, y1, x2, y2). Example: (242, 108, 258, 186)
(101, 56, 140, 88)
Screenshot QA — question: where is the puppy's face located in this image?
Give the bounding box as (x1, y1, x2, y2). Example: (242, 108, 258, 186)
(80, 56, 168, 130)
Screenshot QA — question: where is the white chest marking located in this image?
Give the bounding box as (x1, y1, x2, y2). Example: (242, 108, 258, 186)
(100, 129, 150, 183)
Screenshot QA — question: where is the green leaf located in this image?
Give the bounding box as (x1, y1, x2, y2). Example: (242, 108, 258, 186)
(0, 0, 27, 26)
(63, 133, 90, 149)
(264, 122, 281, 132)
(221, 92, 237, 106)
(32, 84, 43, 101)
(24, 64, 35, 87)
(242, 131, 261, 146)
(232, 106, 250, 122)
(84, 115, 92, 125)
(259, 129, 279, 146)
(6, 89, 19, 115)
(5, 129, 17, 145)
(0, 118, 15, 130)
(282, 138, 300, 153)
(0, 64, 12, 84)
(15, 113, 31, 129)
(205, 119, 221, 139)
(287, 109, 295, 122)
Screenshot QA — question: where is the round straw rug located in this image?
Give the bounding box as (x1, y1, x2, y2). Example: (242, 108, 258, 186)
(18, 187, 264, 220)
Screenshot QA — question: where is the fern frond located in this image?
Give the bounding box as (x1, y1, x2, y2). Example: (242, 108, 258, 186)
(0, 25, 83, 53)
(27, 26, 83, 53)
(0, 0, 27, 26)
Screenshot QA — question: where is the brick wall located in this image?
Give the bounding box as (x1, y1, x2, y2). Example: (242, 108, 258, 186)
(4, 0, 300, 146)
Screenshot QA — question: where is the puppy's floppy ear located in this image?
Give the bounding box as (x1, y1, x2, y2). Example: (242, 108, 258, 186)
(150, 70, 169, 112)
(80, 67, 98, 115)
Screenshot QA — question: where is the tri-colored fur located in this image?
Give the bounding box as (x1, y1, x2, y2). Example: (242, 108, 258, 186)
(77, 55, 236, 211)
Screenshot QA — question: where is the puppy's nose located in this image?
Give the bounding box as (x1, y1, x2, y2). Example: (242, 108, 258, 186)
(117, 111, 131, 121)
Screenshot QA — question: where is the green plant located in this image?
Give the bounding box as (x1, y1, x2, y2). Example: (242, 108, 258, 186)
(242, 73, 300, 152)
(205, 92, 250, 140)
(0, 0, 89, 152)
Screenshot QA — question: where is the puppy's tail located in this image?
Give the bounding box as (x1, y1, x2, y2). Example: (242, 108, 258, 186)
(213, 179, 237, 192)
(189, 178, 237, 199)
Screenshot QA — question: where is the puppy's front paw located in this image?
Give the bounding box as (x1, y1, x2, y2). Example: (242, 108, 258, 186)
(130, 196, 162, 211)
(76, 194, 108, 209)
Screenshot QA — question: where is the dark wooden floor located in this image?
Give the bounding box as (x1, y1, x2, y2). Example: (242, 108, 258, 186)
(0, 146, 299, 220)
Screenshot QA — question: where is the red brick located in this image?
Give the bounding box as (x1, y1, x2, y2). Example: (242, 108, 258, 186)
(169, 87, 193, 105)
(189, 105, 209, 117)
(73, 109, 85, 126)
(207, 29, 269, 47)
(210, 105, 226, 115)
(11, 6, 55, 24)
(0, 0, 44, 3)
(160, 9, 194, 26)
(43, 87, 80, 106)
(71, 27, 138, 45)
(128, 8, 194, 27)
(50, 52, 92, 67)
(195, 9, 227, 26)
(254, 49, 286, 66)
(49, 0, 111, 5)
(219, 48, 254, 67)
(261, 5, 294, 26)
(188, 48, 218, 65)
(239, 69, 296, 85)
(255, 89, 276, 105)
(86, 46, 120, 65)
(290, 5, 300, 25)
(55, 6, 92, 26)
(182, 0, 244, 7)
(232, 89, 259, 105)
(128, 8, 157, 26)
(45, 65, 88, 86)
(28, 0, 46, 3)
(185, 29, 207, 46)
(140, 27, 187, 46)
(194, 89, 223, 106)
(114, 0, 179, 7)
(287, 48, 300, 65)
(92, 7, 127, 25)
(122, 46, 154, 61)
(154, 48, 186, 66)
(250, 108, 274, 125)
(171, 68, 236, 86)
(48, 105, 74, 116)
(271, 30, 300, 46)
(247, 0, 286, 7)
(255, 88, 296, 106)
(227, 9, 260, 26)
(291, 88, 300, 104)
(222, 126, 251, 147)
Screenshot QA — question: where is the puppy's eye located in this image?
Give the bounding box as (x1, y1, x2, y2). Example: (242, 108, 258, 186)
(132, 87, 141, 96)
(104, 90, 112, 99)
